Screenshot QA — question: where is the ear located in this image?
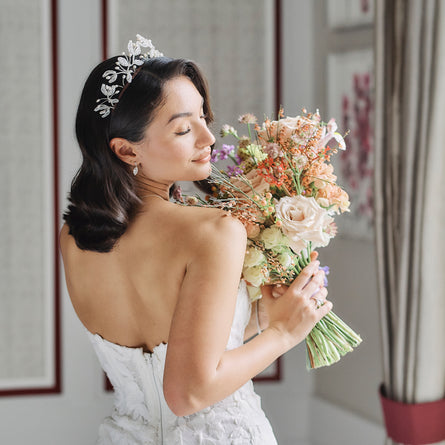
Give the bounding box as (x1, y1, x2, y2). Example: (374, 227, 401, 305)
(109, 137, 138, 166)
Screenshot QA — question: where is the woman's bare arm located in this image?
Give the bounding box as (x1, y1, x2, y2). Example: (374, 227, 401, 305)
(163, 213, 330, 416)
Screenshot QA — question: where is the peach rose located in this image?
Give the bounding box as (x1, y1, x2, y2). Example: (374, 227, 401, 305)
(316, 184, 350, 213)
(230, 169, 270, 197)
(310, 163, 337, 189)
(257, 116, 303, 141)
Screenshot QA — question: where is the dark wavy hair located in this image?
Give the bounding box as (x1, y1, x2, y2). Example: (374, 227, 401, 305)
(63, 56, 214, 252)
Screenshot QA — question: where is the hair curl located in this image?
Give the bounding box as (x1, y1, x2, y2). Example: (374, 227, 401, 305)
(64, 56, 213, 252)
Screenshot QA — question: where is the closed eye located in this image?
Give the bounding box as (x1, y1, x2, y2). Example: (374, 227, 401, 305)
(175, 128, 191, 136)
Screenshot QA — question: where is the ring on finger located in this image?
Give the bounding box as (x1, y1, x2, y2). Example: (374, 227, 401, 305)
(312, 298, 323, 309)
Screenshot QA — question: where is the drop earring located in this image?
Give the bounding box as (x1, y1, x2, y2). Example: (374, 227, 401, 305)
(133, 163, 139, 176)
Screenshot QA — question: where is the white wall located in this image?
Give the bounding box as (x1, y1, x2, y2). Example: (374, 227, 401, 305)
(0, 1, 384, 444)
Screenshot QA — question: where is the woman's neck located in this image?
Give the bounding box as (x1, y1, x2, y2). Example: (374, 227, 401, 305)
(136, 176, 171, 202)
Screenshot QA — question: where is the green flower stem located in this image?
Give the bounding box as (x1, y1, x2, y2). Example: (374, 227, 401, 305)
(267, 241, 362, 369)
(306, 328, 340, 368)
(228, 153, 240, 164)
(282, 151, 302, 195)
(305, 313, 362, 369)
(316, 318, 353, 355)
(322, 312, 362, 347)
(308, 327, 341, 367)
(247, 123, 253, 141)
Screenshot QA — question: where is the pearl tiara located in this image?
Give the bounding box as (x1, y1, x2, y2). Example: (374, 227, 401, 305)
(94, 34, 163, 118)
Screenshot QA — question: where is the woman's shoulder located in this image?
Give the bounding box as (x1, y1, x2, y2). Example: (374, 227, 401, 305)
(59, 223, 73, 255)
(171, 204, 247, 246)
(59, 223, 91, 262)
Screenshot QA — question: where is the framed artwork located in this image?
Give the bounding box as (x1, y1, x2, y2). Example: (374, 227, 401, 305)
(103, 0, 278, 166)
(0, 0, 61, 396)
(327, 48, 374, 240)
(101, 0, 282, 386)
(327, 0, 374, 29)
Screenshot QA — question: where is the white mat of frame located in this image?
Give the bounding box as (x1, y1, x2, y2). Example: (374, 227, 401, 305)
(0, 0, 56, 390)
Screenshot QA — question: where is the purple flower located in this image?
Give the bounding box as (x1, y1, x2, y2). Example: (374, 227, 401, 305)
(319, 265, 330, 286)
(226, 165, 243, 177)
(221, 144, 235, 160)
(310, 265, 330, 299)
(210, 144, 235, 162)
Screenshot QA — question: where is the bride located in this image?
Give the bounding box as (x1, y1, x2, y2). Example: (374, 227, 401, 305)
(60, 35, 331, 444)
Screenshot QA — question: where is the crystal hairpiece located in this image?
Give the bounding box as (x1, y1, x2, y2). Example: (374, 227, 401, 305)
(94, 34, 163, 118)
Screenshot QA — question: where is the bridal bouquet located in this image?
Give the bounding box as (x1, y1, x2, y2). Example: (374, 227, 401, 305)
(176, 109, 362, 369)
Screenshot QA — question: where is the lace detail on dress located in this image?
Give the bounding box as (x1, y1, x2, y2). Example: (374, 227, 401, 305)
(86, 280, 277, 444)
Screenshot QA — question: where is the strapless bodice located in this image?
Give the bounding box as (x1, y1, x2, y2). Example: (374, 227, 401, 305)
(86, 280, 277, 444)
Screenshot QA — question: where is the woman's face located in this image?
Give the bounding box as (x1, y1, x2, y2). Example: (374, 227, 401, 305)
(137, 75, 216, 184)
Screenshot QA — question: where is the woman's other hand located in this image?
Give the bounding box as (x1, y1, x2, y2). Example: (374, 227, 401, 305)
(260, 251, 332, 349)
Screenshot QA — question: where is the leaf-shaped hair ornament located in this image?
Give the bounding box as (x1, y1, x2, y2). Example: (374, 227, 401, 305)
(94, 35, 163, 118)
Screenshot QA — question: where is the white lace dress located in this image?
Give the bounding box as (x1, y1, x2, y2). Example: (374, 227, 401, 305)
(86, 280, 278, 444)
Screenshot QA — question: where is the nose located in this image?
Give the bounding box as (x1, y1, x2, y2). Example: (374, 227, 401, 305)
(197, 122, 216, 148)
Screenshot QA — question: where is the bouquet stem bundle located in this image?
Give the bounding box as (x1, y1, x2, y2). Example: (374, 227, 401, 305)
(295, 246, 362, 369)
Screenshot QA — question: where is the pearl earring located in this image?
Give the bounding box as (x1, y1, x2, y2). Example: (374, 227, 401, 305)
(133, 163, 139, 176)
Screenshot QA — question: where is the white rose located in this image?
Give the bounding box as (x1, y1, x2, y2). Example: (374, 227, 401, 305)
(278, 252, 293, 270)
(244, 247, 266, 267)
(246, 285, 262, 302)
(275, 196, 334, 252)
(243, 265, 268, 287)
(260, 225, 287, 250)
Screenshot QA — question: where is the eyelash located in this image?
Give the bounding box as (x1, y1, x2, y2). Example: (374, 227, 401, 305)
(175, 128, 191, 136)
(175, 114, 207, 136)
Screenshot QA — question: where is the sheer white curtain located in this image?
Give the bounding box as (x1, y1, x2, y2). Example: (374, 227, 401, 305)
(374, 0, 445, 444)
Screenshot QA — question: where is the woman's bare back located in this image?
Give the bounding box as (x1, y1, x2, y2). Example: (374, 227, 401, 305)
(60, 199, 226, 352)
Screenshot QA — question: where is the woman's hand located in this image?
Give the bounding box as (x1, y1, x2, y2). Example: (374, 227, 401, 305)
(260, 252, 332, 349)
(244, 284, 290, 339)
